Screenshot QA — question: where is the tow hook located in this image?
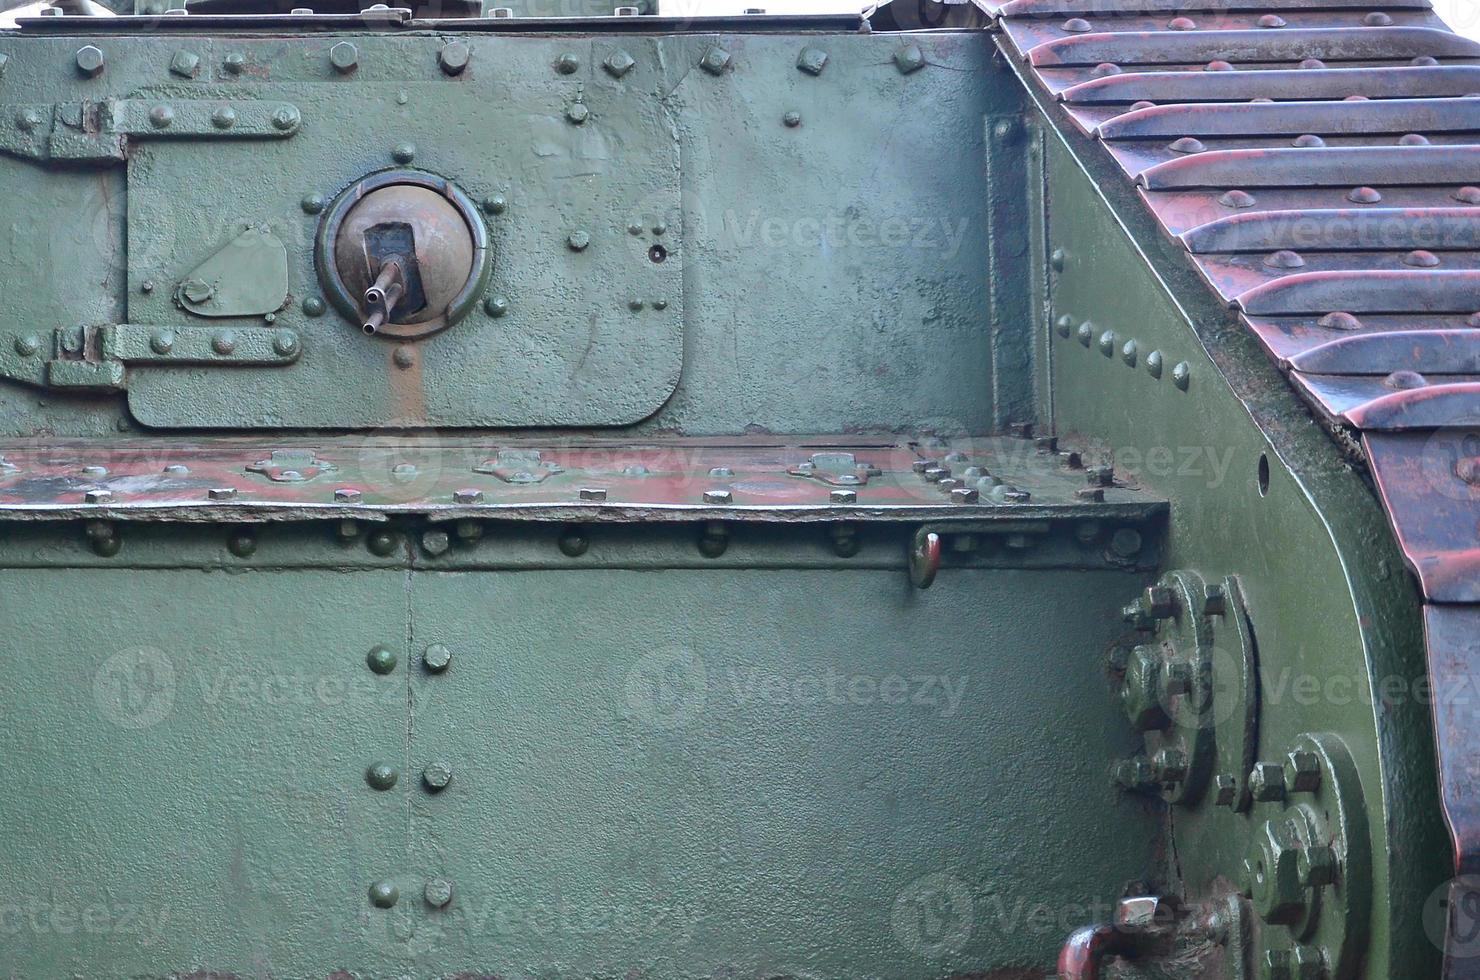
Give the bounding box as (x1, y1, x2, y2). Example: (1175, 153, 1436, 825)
(1058, 896, 1176, 979)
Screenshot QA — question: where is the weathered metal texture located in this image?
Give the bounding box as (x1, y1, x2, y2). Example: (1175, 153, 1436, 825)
(998, 0, 1480, 971)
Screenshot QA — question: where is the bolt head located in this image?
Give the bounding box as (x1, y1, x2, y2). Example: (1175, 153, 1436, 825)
(566, 102, 590, 124)
(1121, 646, 1169, 732)
(369, 881, 399, 908)
(423, 762, 453, 791)
(272, 330, 299, 356)
(76, 45, 105, 77)
(579, 487, 608, 501)
(453, 488, 484, 505)
(366, 762, 399, 790)
(424, 644, 452, 673)
(330, 41, 359, 73)
(208, 487, 237, 501)
(604, 50, 636, 77)
(1286, 750, 1322, 793)
(796, 46, 828, 75)
(169, 50, 200, 78)
(424, 877, 454, 908)
(700, 45, 732, 75)
(894, 44, 926, 74)
(367, 645, 398, 675)
(567, 230, 591, 251)
(1292, 946, 1327, 979)
(439, 40, 471, 75)
(1246, 821, 1304, 924)
(1214, 773, 1239, 807)
(1297, 845, 1337, 888)
(1250, 762, 1287, 802)
(1151, 746, 1188, 784)
(703, 489, 733, 505)
(422, 529, 451, 556)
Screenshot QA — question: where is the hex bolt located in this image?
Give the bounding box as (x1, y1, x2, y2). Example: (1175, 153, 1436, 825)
(423, 762, 453, 792)
(330, 41, 358, 73)
(453, 488, 483, 505)
(208, 487, 237, 501)
(703, 489, 733, 505)
(604, 50, 636, 77)
(1263, 950, 1295, 980)
(336, 519, 360, 541)
(1152, 746, 1188, 784)
(84, 489, 112, 504)
(422, 529, 451, 557)
(76, 45, 105, 77)
(1214, 773, 1239, 807)
(1244, 821, 1305, 925)
(365, 762, 399, 791)
(1161, 660, 1193, 699)
(171, 51, 201, 81)
(1292, 945, 1328, 979)
(558, 527, 589, 557)
(1115, 757, 1158, 793)
(368, 881, 399, 909)
(1249, 762, 1287, 802)
(366, 645, 398, 675)
(1122, 645, 1169, 732)
(1297, 844, 1337, 888)
(1087, 464, 1116, 488)
(1286, 750, 1322, 793)
(579, 487, 608, 501)
(334, 487, 362, 504)
(700, 45, 732, 75)
(1203, 584, 1228, 616)
(424, 877, 454, 908)
(423, 644, 452, 673)
(1143, 584, 1174, 618)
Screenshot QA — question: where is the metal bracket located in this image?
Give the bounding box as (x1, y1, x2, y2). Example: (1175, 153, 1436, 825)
(787, 451, 881, 487)
(102, 324, 301, 366)
(0, 99, 301, 162)
(473, 449, 565, 485)
(246, 449, 336, 484)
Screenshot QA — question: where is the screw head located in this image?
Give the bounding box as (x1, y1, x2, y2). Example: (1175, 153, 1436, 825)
(424, 644, 452, 673)
(368, 881, 399, 908)
(365, 762, 399, 790)
(423, 762, 453, 791)
(424, 877, 454, 908)
(439, 40, 471, 75)
(330, 41, 359, 73)
(76, 45, 105, 77)
(367, 645, 398, 675)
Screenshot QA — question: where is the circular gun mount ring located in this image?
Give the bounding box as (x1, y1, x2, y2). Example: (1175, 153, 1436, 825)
(314, 169, 491, 341)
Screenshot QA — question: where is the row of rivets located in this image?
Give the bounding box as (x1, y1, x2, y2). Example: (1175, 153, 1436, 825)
(1058, 314, 1190, 391)
(1062, 10, 1396, 33)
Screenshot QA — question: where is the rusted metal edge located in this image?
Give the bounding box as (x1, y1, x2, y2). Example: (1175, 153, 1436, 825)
(1137, 144, 1480, 189)
(1061, 65, 1480, 104)
(1181, 208, 1480, 253)
(1286, 329, 1480, 374)
(1234, 269, 1480, 315)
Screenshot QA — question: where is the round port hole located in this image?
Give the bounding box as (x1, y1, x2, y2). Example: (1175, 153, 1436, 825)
(648, 244, 667, 264)
(1257, 453, 1270, 497)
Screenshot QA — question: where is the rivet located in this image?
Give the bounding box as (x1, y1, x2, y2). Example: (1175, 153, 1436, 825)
(366, 762, 398, 790)
(1364, 10, 1393, 25)
(1098, 330, 1116, 355)
(212, 331, 237, 355)
(272, 331, 299, 356)
(368, 882, 399, 909)
(698, 522, 729, 558)
(150, 330, 175, 354)
(1468, 312, 1480, 329)
(1091, 62, 1121, 77)
(1168, 15, 1195, 29)
(567, 230, 591, 251)
(392, 141, 416, 164)
(1206, 60, 1233, 71)
(208, 487, 237, 500)
(604, 50, 636, 78)
(1318, 311, 1363, 330)
(227, 531, 256, 558)
(1258, 13, 1285, 27)
(367, 530, 398, 556)
(1265, 249, 1305, 269)
(13, 334, 40, 357)
(76, 45, 105, 78)
(1062, 17, 1091, 31)
(796, 45, 828, 75)
(15, 109, 41, 132)
(334, 487, 362, 503)
(302, 296, 327, 317)
(1400, 133, 1430, 146)
(84, 489, 112, 504)
(367, 645, 398, 674)
(81, 465, 108, 478)
(1076, 321, 1094, 346)
(558, 527, 589, 557)
(703, 489, 733, 505)
(424, 878, 454, 908)
(223, 52, 246, 74)
(1056, 314, 1074, 337)
(554, 52, 580, 74)
(169, 50, 200, 78)
(211, 106, 237, 129)
(1384, 369, 1427, 389)
(1121, 339, 1137, 366)
(783, 110, 802, 128)
(652, 298, 669, 310)
(1169, 136, 1205, 154)
(1219, 189, 1256, 208)
(392, 463, 418, 481)
(1146, 349, 1164, 378)
(1172, 361, 1191, 390)
(700, 45, 732, 75)
(270, 105, 300, 130)
(423, 762, 453, 791)
(628, 298, 644, 312)
(439, 40, 471, 76)
(566, 102, 589, 124)
(1454, 186, 1480, 205)
(330, 41, 359, 73)
(1405, 249, 1441, 267)
(393, 346, 416, 369)
(454, 519, 482, 540)
(1413, 55, 1440, 66)
(1131, 100, 1155, 110)
(894, 43, 926, 73)
(483, 193, 508, 214)
(1292, 133, 1325, 147)
(148, 105, 175, 129)
(301, 193, 325, 215)
(1109, 527, 1142, 558)
(422, 529, 451, 556)
(1347, 185, 1383, 204)
(1299, 58, 1325, 69)
(482, 294, 508, 317)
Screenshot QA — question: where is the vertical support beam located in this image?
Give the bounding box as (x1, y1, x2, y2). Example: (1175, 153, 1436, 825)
(985, 111, 1042, 431)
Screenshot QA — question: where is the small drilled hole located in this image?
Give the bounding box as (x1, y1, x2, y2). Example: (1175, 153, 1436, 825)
(1257, 454, 1270, 497)
(648, 244, 668, 264)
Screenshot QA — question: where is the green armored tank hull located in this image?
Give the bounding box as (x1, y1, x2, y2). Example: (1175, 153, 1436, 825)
(0, 0, 1474, 977)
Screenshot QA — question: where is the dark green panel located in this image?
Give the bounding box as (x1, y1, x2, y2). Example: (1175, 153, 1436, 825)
(403, 567, 1159, 978)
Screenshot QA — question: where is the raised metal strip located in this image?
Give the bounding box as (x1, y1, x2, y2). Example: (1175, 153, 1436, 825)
(1365, 433, 1480, 600)
(1001, 0, 1431, 13)
(1287, 330, 1480, 373)
(1343, 381, 1480, 427)
(1182, 208, 1480, 252)
(1026, 26, 1480, 67)
(1236, 269, 1480, 314)
(1420, 606, 1480, 879)
(1138, 144, 1480, 188)
(1097, 97, 1480, 139)
(1061, 65, 1480, 103)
